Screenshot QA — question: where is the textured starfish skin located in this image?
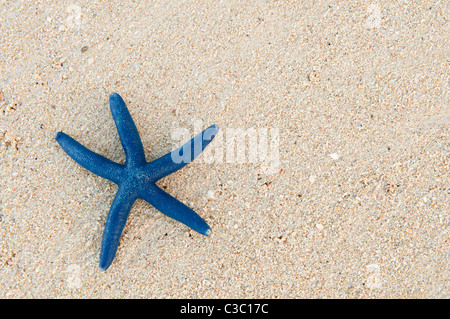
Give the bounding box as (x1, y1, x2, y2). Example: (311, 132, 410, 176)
(56, 93, 219, 270)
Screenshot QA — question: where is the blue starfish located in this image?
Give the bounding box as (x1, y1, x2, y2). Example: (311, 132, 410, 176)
(56, 93, 219, 271)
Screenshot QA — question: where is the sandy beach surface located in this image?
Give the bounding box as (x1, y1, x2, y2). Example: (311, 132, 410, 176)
(0, 1, 448, 298)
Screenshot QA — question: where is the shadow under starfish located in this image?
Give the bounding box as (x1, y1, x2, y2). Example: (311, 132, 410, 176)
(56, 93, 219, 271)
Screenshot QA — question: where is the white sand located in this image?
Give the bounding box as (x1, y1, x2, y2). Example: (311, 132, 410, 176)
(0, 1, 448, 298)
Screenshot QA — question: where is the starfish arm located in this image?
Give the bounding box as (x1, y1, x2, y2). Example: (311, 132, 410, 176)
(55, 132, 124, 184)
(145, 124, 219, 180)
(109, 93, 146, 167)
(99, 185, 138, 271)
(139, 184, 211, 236)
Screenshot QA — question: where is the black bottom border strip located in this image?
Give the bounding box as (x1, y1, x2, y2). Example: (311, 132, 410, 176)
(0, 299, 444, 317)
